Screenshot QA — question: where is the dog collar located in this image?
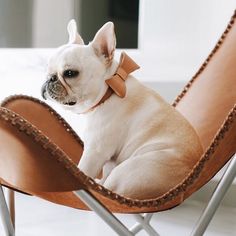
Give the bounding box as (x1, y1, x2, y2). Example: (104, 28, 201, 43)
(83, 52, 140, 113)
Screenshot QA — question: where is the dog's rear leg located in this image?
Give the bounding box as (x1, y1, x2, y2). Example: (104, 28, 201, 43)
(97, 160, 117, 185)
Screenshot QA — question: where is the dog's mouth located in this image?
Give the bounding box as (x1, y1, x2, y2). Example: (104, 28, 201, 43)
(63, 101, 77, 106)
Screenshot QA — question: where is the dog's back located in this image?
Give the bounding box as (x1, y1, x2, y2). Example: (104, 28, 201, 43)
(102, 77, 203, 199)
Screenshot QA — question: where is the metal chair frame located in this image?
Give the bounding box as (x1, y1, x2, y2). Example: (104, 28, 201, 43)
(0, 153, 235, 236)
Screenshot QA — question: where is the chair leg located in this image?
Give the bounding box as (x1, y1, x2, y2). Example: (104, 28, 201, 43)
(191, 154, 236, 236)
(74, 190, 134, 236)
(6, 189, 15, 228)
(130, 213, 160, 236)
(0, 186, 15, 236)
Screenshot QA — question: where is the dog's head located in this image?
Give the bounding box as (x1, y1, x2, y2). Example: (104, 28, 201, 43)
(41, 20, 117, 113)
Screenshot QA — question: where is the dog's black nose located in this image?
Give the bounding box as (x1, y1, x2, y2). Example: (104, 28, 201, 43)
(41, 82, 47, 100)
(50, 74, 58, 82)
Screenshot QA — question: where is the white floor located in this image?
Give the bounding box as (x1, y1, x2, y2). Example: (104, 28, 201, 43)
(0, 191, 235, 236)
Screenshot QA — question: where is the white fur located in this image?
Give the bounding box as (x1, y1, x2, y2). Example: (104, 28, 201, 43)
(44, 20, 203, 199)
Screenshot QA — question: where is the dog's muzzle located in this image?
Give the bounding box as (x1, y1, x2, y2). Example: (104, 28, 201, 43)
(41, 78, 67, 99)
(41, 79, 77, 106)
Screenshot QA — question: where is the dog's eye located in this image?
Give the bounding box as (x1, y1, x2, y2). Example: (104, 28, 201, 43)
(63, 70, 79, 78)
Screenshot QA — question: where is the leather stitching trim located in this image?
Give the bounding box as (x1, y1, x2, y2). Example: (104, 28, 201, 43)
(0, 95, 235, 209)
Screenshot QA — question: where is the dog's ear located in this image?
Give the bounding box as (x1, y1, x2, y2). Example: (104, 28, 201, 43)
(91, 22, 116, 64)
(67, 19, 84, 45)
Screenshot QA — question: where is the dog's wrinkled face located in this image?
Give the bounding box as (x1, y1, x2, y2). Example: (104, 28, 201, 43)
(42, 20, 116, 113)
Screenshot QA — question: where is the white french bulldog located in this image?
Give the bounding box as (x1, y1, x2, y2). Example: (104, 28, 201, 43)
(42, 20, 203, 199)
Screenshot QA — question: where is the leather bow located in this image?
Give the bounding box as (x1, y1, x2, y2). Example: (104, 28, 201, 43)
(105, 52, 140, 98)
(83, 52, 140, 113)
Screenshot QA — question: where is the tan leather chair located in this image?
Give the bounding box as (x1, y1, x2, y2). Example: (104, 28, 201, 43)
(0, 10, 236, 236)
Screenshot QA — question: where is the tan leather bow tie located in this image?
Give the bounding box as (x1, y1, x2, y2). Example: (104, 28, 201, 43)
(84, 52, 140, 113)
(106, 52, 140, 98)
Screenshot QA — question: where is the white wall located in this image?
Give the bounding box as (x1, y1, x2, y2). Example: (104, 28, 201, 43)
(32, 0, 74, 47)
(135, 0, 236, 82)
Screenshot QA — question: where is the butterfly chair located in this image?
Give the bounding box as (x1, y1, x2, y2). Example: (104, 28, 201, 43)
(0, 10, 236, 236)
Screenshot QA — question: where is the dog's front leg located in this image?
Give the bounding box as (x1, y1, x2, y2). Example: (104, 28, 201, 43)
(78, 148, 111, 179)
